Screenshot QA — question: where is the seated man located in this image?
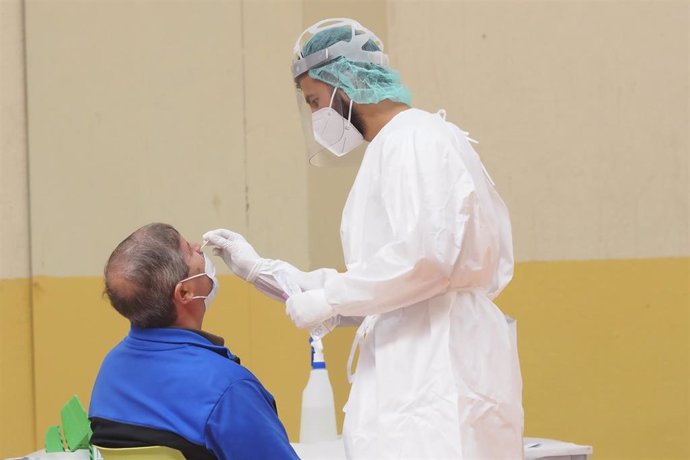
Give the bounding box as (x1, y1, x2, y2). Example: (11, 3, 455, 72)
(89, 223, 299, 460)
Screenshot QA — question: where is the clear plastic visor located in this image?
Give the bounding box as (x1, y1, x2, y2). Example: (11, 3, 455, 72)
(294, 86, 366, 167)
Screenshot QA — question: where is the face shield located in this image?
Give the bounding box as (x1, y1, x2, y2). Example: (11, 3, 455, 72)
(294, 84, 367, 167)
(292, 18, 390, 167)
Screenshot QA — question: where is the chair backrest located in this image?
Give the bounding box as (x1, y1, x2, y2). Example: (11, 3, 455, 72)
(94, 445, 186, 460)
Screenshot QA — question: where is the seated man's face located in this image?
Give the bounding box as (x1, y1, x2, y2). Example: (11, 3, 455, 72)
(180, 236, 213, 298)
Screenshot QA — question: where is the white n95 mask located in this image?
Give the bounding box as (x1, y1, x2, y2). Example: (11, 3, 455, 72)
(180, 253, 219, 310)
(312, 87, 364, 157)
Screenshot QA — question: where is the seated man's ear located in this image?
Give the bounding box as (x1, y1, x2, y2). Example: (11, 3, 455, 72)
(173, 282, 193, 304)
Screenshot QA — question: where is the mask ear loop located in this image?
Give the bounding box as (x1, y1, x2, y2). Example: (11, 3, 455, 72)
(345, 98, 355, 129)
(179, 272, 210, 301)
(327, 86, 338, 109)
(329, 86, 354, 128)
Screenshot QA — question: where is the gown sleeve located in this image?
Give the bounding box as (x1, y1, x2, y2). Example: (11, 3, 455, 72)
(247, 256, 365, 327)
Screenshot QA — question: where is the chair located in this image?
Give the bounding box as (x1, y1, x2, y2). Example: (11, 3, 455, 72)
(94, 445, 186, 460)
(42, 395, 186, 460)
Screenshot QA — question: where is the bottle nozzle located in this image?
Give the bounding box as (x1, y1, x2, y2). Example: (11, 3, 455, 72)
(310, 337, 325, 369)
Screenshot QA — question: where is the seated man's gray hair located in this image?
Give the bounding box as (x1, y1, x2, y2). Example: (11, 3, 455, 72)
(104, 223, 189, 328)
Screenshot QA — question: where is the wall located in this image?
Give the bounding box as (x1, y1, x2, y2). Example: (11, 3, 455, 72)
(0, 0, 35, 456)
(389, 1, 688, 262)
(1, 1, 687, 459)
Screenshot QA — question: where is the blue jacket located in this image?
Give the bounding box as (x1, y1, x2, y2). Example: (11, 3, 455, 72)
(89, 327, 299, 460)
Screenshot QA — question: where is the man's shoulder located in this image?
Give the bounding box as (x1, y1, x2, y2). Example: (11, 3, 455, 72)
(154, 339, 257, 386)
(98, 330, 256, 388)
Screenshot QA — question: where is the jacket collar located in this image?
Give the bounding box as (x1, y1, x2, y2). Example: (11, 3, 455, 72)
(128, 327, 240, 363)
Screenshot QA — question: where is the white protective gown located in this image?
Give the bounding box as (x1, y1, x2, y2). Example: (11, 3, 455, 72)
(258, 108, 524, 459)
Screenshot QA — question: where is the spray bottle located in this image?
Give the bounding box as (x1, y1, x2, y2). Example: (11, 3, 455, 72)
(299, 337, 337, 443)
(273, 270, 338, 442)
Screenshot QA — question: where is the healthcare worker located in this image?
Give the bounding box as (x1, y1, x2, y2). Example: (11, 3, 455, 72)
(204, 18, 524, 460)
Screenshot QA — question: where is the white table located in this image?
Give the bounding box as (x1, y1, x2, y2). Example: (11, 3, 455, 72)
(12, 437, 592, 459)
(291, 437, 593, 460)
(524, 438, 592, 460)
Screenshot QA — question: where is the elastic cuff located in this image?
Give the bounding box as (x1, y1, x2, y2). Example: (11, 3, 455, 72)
(246, 259, 265, 284)
(309, 289, 337, 325)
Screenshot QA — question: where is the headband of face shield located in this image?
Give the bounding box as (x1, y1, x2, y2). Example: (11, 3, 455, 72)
(292, 18, 387, 78)
(292, 18, 411, 166)
(179, 253, 218, 310)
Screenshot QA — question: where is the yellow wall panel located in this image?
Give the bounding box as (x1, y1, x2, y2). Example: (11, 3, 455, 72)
(30, 276, 128, 445)
(500, 257, 689, 460)
(0, 278, 35, 458)
(22, 258, 689, 458)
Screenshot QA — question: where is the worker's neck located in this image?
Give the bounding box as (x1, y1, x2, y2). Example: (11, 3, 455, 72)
(360, 101, 410, 142)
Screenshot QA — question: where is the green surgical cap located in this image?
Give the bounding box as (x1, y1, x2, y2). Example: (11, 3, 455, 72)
(301, 26, 412, 105)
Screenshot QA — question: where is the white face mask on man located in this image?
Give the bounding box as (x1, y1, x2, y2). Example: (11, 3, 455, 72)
(179, 253, 219, 309)
(312, 87, 364, 157)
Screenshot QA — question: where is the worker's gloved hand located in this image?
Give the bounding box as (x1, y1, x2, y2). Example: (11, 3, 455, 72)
(285, 289, 336, 329)
(203, 229, 263, 282)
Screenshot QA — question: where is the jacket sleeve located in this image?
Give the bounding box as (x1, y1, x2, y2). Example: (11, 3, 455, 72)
(205, 378, 299, 460)
(321, 128, 480, 318)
